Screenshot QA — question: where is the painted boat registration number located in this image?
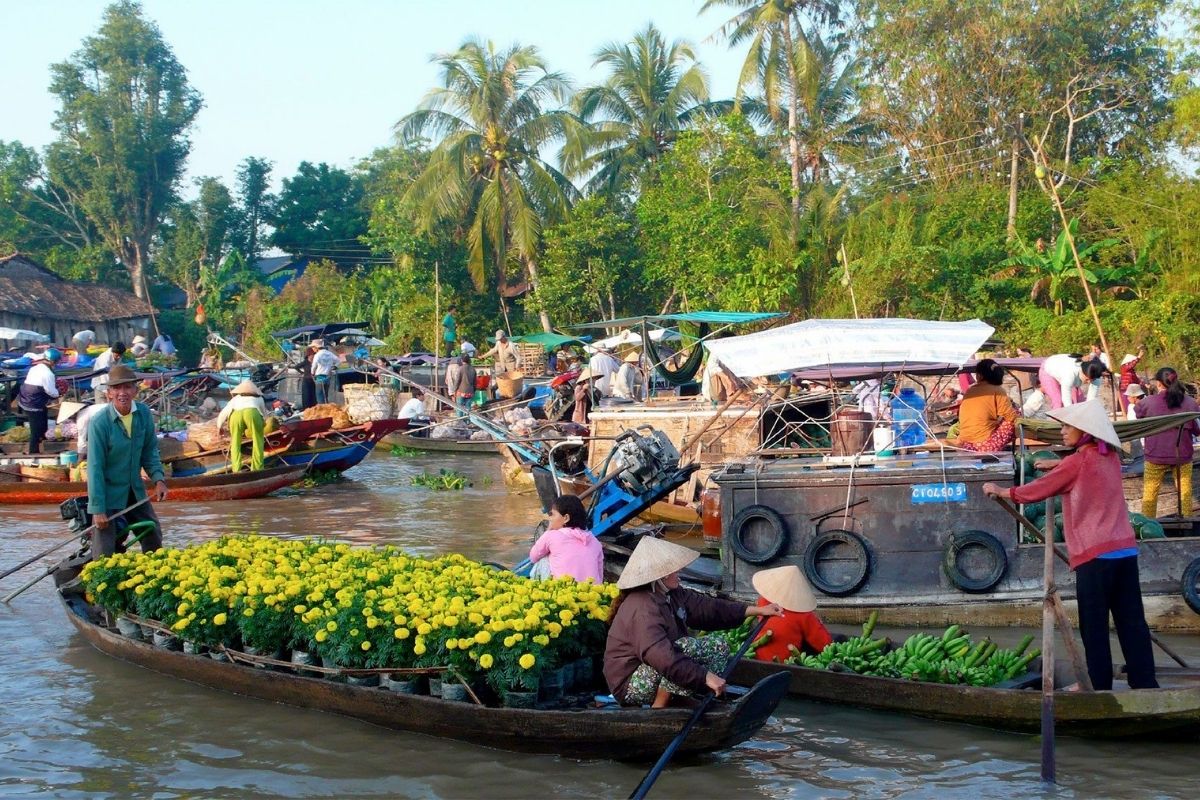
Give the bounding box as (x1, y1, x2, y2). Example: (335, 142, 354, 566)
(910, 482, 968, 504)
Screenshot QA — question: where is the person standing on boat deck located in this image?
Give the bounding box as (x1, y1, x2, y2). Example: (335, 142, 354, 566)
(1038, 353, 1104, 409)
(528, 494, 604, 583)
(86, 365, 167, 559)
(572, 368, 597, 426)
(749, 565, 833, 661)
(71, 329, 96, 355)
(612, 350, 644, 401)
(983, 400, 1158, 691)
(482, 329, 520, 374)
(955, 359, 1019, 452)
(442, 305, 457, 349)
(1135, 367, 1200, 519)
(129, 335, 149, 358)
(1118, 347, 1146, 413)
(91, 341, 125, 400)
(589, 346, 621, 397)
(18, 348, 61, 454)
(452, 354, 477, 414)
(604, 536, 782, 707)
(217, 380, 268, 472)
(296, 344, 317, 410)
(310, 340, 340, 405)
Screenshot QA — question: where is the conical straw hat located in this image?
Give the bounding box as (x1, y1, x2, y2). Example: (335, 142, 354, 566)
(623, 350, 641, 363)
(1047, 399, 1120, 447)
(751, 565, 817, 612)
(576, 367, 594, 382)
(231, 379, 262, 396)
(616, 536, 699, 590)
(56, 401, 88, 424)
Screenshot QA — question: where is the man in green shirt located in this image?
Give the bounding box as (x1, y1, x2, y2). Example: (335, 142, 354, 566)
(442, 305, 457, 348)
(85, 364, 168, 558)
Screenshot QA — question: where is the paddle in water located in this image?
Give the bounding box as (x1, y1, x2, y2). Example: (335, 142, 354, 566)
(628, 617, 769, 800)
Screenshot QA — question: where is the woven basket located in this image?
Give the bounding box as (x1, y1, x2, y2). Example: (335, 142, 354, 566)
(342, 384, 396, 423)
(495, 371, 525, 399)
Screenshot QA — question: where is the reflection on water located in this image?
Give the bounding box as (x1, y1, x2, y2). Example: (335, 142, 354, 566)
(1, 451, 1199, 798)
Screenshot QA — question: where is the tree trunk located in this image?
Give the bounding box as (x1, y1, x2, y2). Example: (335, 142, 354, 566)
(525, 257, 553, 333)
(783, 16, 802, 221)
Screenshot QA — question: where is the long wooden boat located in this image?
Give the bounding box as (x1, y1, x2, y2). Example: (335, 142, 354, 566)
(276, 419, 406, 472)
(57, 589, 789, 759)
(381, 431, 500, 455)
(0, 464, 307, 505)
(731, 657, 1200, 739)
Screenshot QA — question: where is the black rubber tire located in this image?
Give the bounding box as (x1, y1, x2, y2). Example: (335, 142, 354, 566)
(1182, 557, 1200, 615)
(728, 505, 789, 565)
(804, 530, 871, 597)
(943, 530, 1008, 593)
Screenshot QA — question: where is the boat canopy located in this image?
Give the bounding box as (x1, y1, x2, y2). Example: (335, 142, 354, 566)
(507, 332, 590, 352)
(1020, 412, 1200, 445)
(703, 318, 995, 379)
(569, 311, 785, 329)
(789, 357, 1043, 383)
(270, 322, 370, 341)
(0, 327, 49, 342)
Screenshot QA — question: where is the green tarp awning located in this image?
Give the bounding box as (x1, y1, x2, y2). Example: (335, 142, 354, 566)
(1019, 412, 1200, 445)
(510, 332, 588, 352)
(569, 311, 786, 330)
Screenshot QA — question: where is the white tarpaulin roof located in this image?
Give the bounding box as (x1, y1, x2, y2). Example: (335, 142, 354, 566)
(586, 327, 679, 352)
(0, 327, 49, 342)
(703, 318, 996, 378)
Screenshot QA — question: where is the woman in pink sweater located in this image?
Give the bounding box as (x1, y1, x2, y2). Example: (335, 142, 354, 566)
(983, 400, 1158, 691)
(528, 495, 604, 583)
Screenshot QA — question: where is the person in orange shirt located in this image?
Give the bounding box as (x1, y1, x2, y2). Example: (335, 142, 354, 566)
(955, 358, 1019, 452)
(750, 565, 833, 662)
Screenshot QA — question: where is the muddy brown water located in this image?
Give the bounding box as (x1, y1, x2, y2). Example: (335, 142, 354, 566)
(1, 451, 1198, 798)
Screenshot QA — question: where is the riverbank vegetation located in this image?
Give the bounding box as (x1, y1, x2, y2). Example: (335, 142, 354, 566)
(3, 1, 1200, 368)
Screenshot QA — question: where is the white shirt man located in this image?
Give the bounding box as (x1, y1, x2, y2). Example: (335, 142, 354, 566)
(311, 347, 340, 377)
(587, 348, 621, 396)
(151, 334, 176, 355)
(397, 394, 426, 420)
(613, 360, 643, 401)
(92, 347, 121, 392)
(19, 359, 59, 408)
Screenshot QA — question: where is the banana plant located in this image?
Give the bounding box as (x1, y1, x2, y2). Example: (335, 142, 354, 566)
(1093, 229, 1163, 300)
(995, 218, 1119, 315)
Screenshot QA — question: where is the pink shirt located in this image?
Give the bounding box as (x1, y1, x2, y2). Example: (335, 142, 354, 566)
(1010, 444, 1136, 569)
(528, 527, 604, 583)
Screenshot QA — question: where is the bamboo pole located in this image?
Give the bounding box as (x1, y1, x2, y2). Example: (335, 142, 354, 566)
(1040, 509, 1057, 783)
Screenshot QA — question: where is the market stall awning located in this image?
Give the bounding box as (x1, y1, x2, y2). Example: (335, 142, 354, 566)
(569, 311, 785, 330)
(510, 332, 590, 352)
(1019, 412, 1200, 445)
(270, 322, 369, 340)
(588, 328, 678, 351)
(703, 318, 995, 378)
(0, 327, 49, 342)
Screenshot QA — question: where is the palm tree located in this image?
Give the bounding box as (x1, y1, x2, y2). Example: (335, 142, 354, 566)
(396, 39, 578, 332)
(563, 24, 718, 196)
(790, 32, 874, 183)
(702, 0, 840, 215)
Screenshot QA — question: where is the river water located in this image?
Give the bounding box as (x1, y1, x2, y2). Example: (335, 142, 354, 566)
(1, 451, 1196, 799)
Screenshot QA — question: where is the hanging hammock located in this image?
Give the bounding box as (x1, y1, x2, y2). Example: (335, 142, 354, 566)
(643, 322, 708, 386)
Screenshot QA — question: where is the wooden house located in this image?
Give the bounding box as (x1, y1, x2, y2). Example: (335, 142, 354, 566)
(0, 254, 153, 347)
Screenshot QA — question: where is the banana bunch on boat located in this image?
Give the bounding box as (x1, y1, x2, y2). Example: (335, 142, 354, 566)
(785, 614, 1040, 687)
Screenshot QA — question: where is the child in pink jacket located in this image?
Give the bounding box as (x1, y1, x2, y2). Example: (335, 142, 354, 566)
(529, 495, 604, 583)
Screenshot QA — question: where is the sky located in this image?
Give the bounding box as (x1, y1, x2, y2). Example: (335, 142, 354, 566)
(3, 1, 750, 196)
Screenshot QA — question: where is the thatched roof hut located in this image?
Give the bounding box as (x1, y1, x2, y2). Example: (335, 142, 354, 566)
(0, 254, 154, 347)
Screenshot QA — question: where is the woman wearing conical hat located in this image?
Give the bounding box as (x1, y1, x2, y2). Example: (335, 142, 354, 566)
(984, 400, 1158, 691)
(748, 565, 833, 662)
(603, 537, 782, 708)
(216, 380, 268, 472)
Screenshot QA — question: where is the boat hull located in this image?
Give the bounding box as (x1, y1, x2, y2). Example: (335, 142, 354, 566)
(60, 592, 788, 760)
(381, 432, 500, 455)
(731, 657, 1200, 739)
(0, 465, 306, 505)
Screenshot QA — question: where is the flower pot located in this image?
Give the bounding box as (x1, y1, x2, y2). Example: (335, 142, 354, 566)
(182, 641, 207, 656)
(560, 660, 577, 690)
(573, 657, 594, 688)
(502, 690, 538, 709)
(243, 645, 272, 668)
(291, 649, 321, 677)
(440, 681, 470, 702)
(115, 617, 143, 640)
(139, 624, 156, 639)
(428, 677, 443, 696)
(382, 673, 423, 694)
(209, 650, 230, 662)
(321, 655, 347, 682)
(539, 667, 565, 702)
(347, 673, 381, 688)
(152, 630, 182, 651)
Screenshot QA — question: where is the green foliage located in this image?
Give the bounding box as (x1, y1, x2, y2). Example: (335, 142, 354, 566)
(410, 468, 472, 491)
(270, 161, 369, 263)
(155, 309, 208, 365)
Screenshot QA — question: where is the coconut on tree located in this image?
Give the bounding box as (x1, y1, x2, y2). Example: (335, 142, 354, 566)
(396, 39, 578, 332)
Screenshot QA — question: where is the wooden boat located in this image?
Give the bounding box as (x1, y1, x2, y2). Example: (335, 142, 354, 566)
(57, 588, 789, 759)
(0, 464, 307, 505)
(731, 656, 1200, 739)
(638, 499, 702, 529)
(381, 431, 500, 455)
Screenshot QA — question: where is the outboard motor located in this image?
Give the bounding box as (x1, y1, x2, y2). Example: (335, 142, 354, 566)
(610, 427, 681, 495)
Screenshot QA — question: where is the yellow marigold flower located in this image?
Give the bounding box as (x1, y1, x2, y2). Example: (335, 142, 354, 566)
(293, 604, 307, 614)
(413, 642, 427, 656)
(315, 630, 328, 643)
(474, 631, 491, 645)
(393, 627, 409, 640)
(534, 634, 549, 646)
(479, 654, 494, 669)
(213, 613, 227, 626)
(446, 638, 459, 650)
(417, 623, 432, 636)
(519, 653, 536, 670)
(559, 610, 574, 623)
(326, 621, 338, 632)
(361, 641, 371, 651)
(172, 619, 190, 631)
(366, 618, 379, 629)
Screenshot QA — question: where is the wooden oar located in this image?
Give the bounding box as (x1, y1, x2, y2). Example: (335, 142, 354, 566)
(628, 617, 768, 800)
(1040, 509, 1056, 783)
(994, 496, 1191, 669)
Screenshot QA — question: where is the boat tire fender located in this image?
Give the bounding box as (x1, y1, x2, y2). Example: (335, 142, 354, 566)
(1182, 557, 1200, 615)
(728, 505, 789, 565)
(803, 530, 871, 597)
(943, 530, 1007, 593)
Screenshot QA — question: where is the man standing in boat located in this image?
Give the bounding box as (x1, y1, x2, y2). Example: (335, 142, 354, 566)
(85, 365, 168, 558)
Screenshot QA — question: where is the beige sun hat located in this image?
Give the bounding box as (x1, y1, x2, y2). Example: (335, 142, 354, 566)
(231, 379, 262, 397)
(56, 401, 88, 424)
(623, 350, 641, 363)
(1124, 384, 1145, 398)
(1047, 399, 1121, 448)
(132, 335, 147, 344)
(751, 565, 817, 613)
(576, 367, 594, 382)
(616, 536, 699, 590)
